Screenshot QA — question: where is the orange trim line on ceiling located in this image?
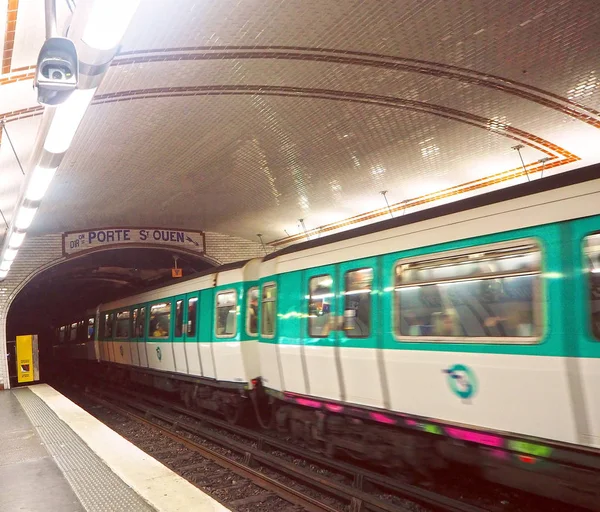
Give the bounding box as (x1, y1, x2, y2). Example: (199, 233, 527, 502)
(85, 85, 580, 247)
(3, 46, 599, 130)
(90, 85, 577, 161)
(2, 0, 19, 75)
(111, 46, 600, 129)
(268, 156, 579, 247)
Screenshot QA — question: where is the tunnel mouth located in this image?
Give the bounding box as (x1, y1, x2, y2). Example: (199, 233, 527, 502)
(6, 247, 215, 388)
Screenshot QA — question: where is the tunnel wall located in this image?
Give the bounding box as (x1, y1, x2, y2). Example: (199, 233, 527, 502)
(0, 235, 63, 390)
(0, 231, 270, 389)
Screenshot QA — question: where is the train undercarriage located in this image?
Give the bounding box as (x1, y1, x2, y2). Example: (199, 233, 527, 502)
(67, 360, 600, 511)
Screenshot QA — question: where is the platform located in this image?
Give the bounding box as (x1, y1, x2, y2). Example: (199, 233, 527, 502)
(0, 384, 229, 512)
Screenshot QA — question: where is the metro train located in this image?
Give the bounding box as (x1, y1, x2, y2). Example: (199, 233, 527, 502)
(55, 164, 600, 509)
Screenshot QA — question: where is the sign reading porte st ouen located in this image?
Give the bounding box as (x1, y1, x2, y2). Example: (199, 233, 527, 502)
(62, 228, 205, 257)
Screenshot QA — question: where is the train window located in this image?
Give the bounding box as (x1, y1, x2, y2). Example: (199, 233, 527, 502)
(246, 287, 259, 336)
(138, 307, 146, 338)
(70, 322, 77, 342)
(87, 318, 95, 340)
(132, 309, 138, 337)
(59, 325, 65, 343)
(394, 241, 542, 342)
(104, 313, 114, 339)
(344, 268, 373, 337)
(187, 297, 198, 337)
(149, 302, 171, 338)
(584, 233, 600, 340)
(309, 275, 334, 337)
(116, 310, 130, 339)
(261, 284, 277, 337)
(175, 300, 184, 337)
(215, 291, 236, 337)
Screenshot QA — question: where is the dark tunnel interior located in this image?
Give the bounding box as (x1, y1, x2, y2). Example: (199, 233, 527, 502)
(6, 248, 214, 385)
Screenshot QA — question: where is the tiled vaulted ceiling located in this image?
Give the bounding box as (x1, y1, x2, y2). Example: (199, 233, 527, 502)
(1, 0, 599, 247)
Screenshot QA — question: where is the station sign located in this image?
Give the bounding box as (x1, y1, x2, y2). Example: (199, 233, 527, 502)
(63, 228, 205, 257)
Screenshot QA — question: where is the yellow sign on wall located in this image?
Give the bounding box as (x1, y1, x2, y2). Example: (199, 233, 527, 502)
(16, 335, 34, 383)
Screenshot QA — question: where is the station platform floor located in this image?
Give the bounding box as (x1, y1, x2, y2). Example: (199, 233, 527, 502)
(0, 384, 229, 512)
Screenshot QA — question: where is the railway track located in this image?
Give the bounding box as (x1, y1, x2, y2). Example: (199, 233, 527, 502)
(79, 384, 489, 512)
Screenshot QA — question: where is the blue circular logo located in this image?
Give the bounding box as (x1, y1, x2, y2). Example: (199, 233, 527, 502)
(443, 364, 477, 399)
(156, 346, 162, 361)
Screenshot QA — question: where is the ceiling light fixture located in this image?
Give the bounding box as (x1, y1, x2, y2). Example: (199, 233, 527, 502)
(15, 206, 38, 230)
(3, 248, 18, 261)
(44, 88, 96, 154)
(82, 0, 140, 51)
(8, 232, 26, 248)
(25, 166, 58, 201)
(0, 0, 141, 282)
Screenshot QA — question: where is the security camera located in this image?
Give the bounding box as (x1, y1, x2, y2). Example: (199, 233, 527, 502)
(34, 37, 79, 106)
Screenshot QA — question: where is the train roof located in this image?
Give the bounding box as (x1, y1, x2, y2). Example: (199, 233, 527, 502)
(91, 258, 252, 314)
(264, 162, 600, 261)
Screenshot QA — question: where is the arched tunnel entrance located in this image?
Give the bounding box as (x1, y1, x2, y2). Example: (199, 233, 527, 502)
(5, 248, 215, 388)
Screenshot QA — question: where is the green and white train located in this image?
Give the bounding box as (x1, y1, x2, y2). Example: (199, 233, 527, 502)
(57, 163, 600, 509)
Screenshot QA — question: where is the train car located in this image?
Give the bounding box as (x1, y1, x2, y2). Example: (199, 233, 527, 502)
(53, 163, 600, 508)
(91, 259, 261, 420)
(257, 164, 600, 509)
(53, 317, 95, 361)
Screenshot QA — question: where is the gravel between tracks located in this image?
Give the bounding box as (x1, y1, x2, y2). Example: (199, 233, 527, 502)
(58, 384, 585, 512)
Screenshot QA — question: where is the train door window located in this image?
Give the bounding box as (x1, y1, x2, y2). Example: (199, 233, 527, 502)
(215, 291, 236, 337)
(138, 307, 146, 338)
(584, 233, 600, 340)
(87, 318, 95, 340)
(59, 325, 65, 343)
(132, 309, 138, 337)
(175, 300, 184, 337)
(394, 241, 542, 342)
(309, 275, 334, 337)
(149, 302, 171, 338)
(187, 297, 198, 337)
(104, 313, 114, 338)
(70, 323, 77, 342)
(344, 268, 373, 337)
(246, 287, 259, 336)
(261, 284, 277, 337)
(116, 310, 130, 339)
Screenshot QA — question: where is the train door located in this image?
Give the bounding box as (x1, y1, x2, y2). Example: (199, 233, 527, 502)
(337, 257, 386, 408)
(114, 310, 132, 365)
(146, 300, 176, 371)
(172, 295, 189, 374)
(137, 305, 149, 367)
(106, 312, 116, 362)
(199, 289, 216, 379)
(568, 217, 600, 448)
(269, 274, 304, 394)
(184, 293, 202, 376)
(98, 314, 108, 361)
(130, 308, 141, 366)
(303, 264, 343, 401)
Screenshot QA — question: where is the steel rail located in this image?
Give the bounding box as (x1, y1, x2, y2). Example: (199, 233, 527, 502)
(92, 392, 411, 512)
(88, 393, 340, 512)
(90, 384, 488, 512)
